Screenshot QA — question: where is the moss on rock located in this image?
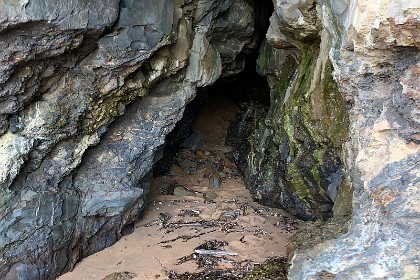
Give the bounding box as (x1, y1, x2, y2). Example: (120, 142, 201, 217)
(241, 40, 349, 220)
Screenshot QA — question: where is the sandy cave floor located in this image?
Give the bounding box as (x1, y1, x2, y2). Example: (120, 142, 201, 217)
(59, 95, 301, 280)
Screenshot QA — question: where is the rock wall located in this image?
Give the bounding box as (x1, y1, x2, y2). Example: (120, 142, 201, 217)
(0, 0, 264, 278)
(279, 0, 419, 279)
(230, 0, 419, 278)
(244, 22, 350, 221)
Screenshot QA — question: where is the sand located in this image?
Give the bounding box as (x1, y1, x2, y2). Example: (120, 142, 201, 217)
(59, 94, 299, 280)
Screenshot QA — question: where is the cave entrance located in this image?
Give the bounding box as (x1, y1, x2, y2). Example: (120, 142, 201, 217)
(59, 0, 302, 277)
(153, 53, 271, 177)
(153, 56, 271, 181)
(130, 57, 300, 277)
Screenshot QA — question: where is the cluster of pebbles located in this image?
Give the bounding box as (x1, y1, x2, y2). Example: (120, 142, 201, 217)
(140, 143, 300, 279)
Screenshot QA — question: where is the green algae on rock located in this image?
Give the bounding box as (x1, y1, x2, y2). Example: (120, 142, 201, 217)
(238, 37, 349, 220)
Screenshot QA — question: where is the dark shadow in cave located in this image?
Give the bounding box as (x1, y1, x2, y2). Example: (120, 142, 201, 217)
(152, 53, 271, 178)
(153, 0, 274, 178)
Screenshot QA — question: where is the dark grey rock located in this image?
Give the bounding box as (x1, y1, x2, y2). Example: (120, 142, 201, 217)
(173, 186, 197, 197)
(182, 130, 207, 150)
(209, 174, 221, 188)
(225, 102, 268, 172)
(0, 1, 258, 278)
(5, 263, 44, 280)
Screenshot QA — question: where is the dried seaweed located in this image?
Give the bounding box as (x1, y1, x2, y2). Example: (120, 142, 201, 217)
(101, 272, 136, 280)
(167, 256, 288, 280)
(274, 216, 299, 233)
(177, 240, 231, 269)
(158, 230, 217, 245)
(178, 209, 201, 217)
(243, 257, 288, 279)
(164, 220, 220, 229)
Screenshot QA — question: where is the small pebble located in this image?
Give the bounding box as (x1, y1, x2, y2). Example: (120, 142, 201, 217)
(204, 191, 218, 201)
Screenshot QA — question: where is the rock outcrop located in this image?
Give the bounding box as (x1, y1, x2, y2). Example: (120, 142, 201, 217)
(0, 0, 419, 279)
(228, 0, 419, 278)
(244, 21, 350, 221)
(279, 0, 419, 279)
(0, 0, 266, 278)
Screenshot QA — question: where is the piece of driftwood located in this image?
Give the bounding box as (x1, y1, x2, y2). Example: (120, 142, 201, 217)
(194, 249, 238, 256)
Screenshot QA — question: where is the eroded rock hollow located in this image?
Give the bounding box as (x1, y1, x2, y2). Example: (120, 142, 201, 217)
(0, 0, 419, 279)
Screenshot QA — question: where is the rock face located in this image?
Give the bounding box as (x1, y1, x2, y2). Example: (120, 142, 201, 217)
(279, 0, 419, 279)
(0, 0, 419, 279)
(225, 0, 419, 278)
(244, 29, 350, 221)
(0, 0, 266, 278)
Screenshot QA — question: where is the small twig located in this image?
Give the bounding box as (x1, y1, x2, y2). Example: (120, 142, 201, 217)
(153, 257, 165, 268)
(194, 249, 238, 256)
(157, 229, 217, 244)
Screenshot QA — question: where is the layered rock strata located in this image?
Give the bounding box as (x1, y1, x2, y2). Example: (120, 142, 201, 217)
(0, 0, 263, 278)
(229, 0, 419, 278)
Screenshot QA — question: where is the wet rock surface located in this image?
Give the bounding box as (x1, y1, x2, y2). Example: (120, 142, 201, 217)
(246, 15, 352, 220)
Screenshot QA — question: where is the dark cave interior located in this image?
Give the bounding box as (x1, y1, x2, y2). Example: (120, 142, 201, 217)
(153, 0, 274, 178)
(152, 52, 271, 178)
